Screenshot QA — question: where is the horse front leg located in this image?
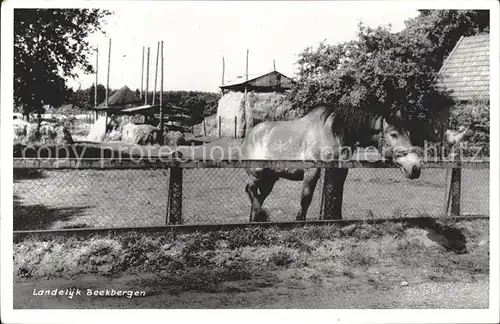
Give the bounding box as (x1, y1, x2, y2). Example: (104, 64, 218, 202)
(245, 169, 278, 222)
(296, 168, 321, 221)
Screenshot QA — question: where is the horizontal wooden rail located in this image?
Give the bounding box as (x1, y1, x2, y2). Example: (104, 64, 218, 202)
(13, 158, 490, 170)
(13, 214, 489, 239)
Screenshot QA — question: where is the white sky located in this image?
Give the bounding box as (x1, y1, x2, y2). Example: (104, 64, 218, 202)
(68, 1, 420, 93)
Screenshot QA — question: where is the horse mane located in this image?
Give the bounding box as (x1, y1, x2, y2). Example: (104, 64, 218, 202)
(317, 103, 382, 143)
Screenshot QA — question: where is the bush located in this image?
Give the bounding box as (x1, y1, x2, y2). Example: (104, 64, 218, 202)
(448, 100, 489, 157)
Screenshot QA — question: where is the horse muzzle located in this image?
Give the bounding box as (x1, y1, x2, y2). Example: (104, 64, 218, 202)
(394, 152, 422, 179)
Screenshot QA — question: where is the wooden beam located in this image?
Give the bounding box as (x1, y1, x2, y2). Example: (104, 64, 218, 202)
(160, 41, 164, 145)
(140, 46, 145, 100)
(167, 167, 183, 224)
(105, 39, 111, 108)
(94, 45, 98, 108)
(145, 47, 150, 105)
(153, 41, 159, 107)
(221, 56, 225, 85)
(448, 168, 462, 216)
(12, 158, 490, 170)
(13, 215, 489, 238)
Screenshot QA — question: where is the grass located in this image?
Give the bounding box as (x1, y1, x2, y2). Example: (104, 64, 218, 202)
(13, 166, 489, 230)
(14, 218, 489, 278)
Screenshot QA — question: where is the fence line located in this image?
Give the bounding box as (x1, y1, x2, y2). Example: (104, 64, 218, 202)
(12, 158, 490, 170)
(13, 158, 489, 231)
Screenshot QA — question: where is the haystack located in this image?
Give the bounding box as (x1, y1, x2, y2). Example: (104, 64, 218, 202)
(193, 114, 218, 137)
(25, 122, 74, 145)
(121, 123, 160, 145)
(13, 119, 30, 141)
(87, 117, 109, 142)
(216, 90, 293, 138)
(164, 131, 186, 146)
(217, 91, 246, 138)
(86, 116, 120, 142)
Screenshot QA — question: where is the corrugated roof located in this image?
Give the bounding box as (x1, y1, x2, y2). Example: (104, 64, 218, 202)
(97, 85, 141, 108)
(220, 70, 293, 88)
(438, 34, 489, 102)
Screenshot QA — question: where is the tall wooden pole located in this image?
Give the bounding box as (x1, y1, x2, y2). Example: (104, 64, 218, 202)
(153, 41, 159, 107)
(160, 41, 164, 145)
(246, 49, 249, 82)
(273, 59, 276, 71)
(104, 38, 111, 139)
(105, 39, 111, 108)
(140, 46, 145, 100)
(94, 46, 98, 108)
(145, 47, 150, 105)
(243, 49, 249, 137)
(221, 57, 225, 85)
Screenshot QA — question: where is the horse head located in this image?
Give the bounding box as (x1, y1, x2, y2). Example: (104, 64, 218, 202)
(375, 110, 421, 179)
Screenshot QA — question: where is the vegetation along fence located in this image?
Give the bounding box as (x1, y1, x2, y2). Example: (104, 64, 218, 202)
(13, 159, 489, 232)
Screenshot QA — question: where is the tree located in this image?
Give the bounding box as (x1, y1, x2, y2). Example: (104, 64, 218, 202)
(87, 84, 107, 108)
(14, 9, 111, 124)
(288, 10, 489, 144)
(155, 91, 220, 125)
(403, 10, 489, 71)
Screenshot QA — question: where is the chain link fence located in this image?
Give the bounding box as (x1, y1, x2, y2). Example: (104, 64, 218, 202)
(13, 165, 489, 231)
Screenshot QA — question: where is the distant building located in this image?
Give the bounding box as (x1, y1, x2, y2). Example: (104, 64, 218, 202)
(220, 70, 294, 94)
(93, 85, 141, 113)
(438, 34, 489, 103)
(216, 70, 295, 138)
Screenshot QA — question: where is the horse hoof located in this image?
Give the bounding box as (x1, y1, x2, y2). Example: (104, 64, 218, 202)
(253, 209, 270, 222)
(295, 214, 306, 221)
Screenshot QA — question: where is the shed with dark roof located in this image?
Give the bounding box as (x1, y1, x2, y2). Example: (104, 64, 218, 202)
(93, 85, 142, 112)
(220, 71, 294, 93)
(438, 34, 489, 102)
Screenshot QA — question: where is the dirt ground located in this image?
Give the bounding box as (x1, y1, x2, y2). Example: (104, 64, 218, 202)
(14, 276, 488, 309)
(13, 218, 490, 309)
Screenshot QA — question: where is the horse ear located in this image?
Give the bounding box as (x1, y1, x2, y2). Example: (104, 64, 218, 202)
(382, 118, 389, 130)
(373, 116, 383, 130)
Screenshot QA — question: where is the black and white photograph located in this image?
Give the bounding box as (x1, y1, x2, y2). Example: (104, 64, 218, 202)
(1, 0, 499, 323)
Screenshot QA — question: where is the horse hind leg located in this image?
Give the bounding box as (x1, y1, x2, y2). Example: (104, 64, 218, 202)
(296, 168, 321, 221)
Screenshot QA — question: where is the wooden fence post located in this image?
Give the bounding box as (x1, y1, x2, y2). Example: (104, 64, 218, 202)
(448, 167, 462, 216)
(167, 167, 183, 225)
(234, 116, 237, 138)
(203, 119, 207, 136)
(219, 116, 222, 138)
(320, 168, 348, 220)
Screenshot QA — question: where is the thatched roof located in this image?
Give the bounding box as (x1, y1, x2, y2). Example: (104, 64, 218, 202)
(438, 34, 489, 102)
(96, 85, 141, 109)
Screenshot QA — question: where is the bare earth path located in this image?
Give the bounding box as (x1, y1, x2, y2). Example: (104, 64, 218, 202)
(14, 276, 488, 309)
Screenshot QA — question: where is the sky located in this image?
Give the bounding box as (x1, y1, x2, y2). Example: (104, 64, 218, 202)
(68, 1, 420, 93)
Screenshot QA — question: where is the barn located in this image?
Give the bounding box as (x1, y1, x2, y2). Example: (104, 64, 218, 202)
(438, 34, 489, 103)
(216, 71, 295, 138)
(437, 33, 490, 152)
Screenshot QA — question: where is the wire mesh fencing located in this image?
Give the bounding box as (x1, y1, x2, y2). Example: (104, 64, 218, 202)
(13, 165, 489, 231)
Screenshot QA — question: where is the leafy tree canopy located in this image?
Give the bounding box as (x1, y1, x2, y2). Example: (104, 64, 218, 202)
(70, 84, 107, 110)
(288, 10, 489, 129)
(14, 9, 111, 118)
(155, 91, 220, 125)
